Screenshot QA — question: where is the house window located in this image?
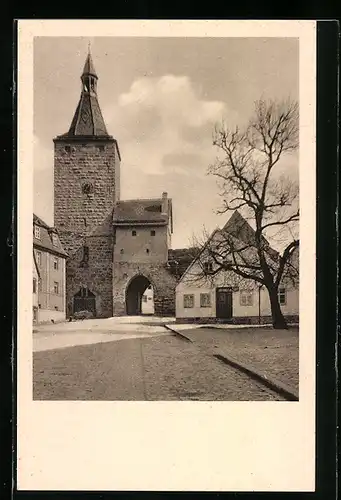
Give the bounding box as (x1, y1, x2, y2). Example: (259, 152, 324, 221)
(146, 248, 150, 254)
(240, 290, 253, 306)
(52, 233, 58, 246)
(54, 281, 59, 294)
(200, 293, 211, 308)
(120, 249, 124, 254)
(203, 261, 213, 274)
(34, 225, 41, 239)
(132, 230, 136, 236)
(142, 296, 148, 303)
(278, 287, 286, 305)
(53, 257, 59, 270)
(33, 278, 37, 294)
(55, 306, 59, 311)
(38, 279, 42, 292)
(183, 294, 194, 308)
(151, 230, 155, 236)
(36, 251, 41, 266)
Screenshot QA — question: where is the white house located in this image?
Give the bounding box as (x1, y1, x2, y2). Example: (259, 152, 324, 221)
(176, 211, 299, 324)
(141, 285, 155, 315)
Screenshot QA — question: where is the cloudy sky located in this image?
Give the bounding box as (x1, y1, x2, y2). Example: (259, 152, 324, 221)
(34, 36, 298, 249)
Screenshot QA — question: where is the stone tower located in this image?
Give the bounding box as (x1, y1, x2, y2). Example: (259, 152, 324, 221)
(53, 50, 120, 318)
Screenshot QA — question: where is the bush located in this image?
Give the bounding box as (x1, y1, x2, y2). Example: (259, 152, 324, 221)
(73, 310, 93, 320)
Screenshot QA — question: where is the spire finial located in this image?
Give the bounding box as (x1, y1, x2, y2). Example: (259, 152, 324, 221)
(88, 40, 91, 54)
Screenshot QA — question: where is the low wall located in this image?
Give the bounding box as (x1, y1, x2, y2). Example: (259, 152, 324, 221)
(175, 315, 299, 325)
(38, 309, 66, 324)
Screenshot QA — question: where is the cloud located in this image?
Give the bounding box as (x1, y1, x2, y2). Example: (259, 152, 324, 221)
(107, 75, 226, 186)
(33, 135, 54, 225)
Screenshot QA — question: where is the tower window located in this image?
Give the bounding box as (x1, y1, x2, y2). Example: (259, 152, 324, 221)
(53, 257, 59, 270)
(54, 282, 59, 294)
(151, 230, 156, 236)
(80, 245, 89, 267)
(120, 249, 124, 254)
(132, 230, 136, 236)
(146, 248, 150, 254)
(33, 278, 37, 294)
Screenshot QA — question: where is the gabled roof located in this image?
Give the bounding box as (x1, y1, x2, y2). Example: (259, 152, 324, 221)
(178, 211, 285, 284)
(223, 210, 270, 247)
(113, 198, 172, 226)
(33, 214, 68, 257)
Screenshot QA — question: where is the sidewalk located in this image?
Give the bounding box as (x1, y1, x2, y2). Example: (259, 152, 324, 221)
(165, 323, 299, 400)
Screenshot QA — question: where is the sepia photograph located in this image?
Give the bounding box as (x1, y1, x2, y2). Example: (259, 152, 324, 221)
(32, 35, 299, 402)
(17, 20, 316, 492)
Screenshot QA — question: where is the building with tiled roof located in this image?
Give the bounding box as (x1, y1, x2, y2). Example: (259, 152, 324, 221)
(52, 49, 179, 318)
(175, 211, 299, 324)
(33, 214, 67, 323)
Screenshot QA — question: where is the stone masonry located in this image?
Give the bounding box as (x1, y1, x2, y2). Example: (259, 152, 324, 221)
(53, 50, 181, 318)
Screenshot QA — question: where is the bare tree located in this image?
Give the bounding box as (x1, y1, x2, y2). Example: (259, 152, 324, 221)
(193, 99, 299, 329)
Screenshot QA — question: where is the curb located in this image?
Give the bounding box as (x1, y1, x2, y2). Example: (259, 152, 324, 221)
(165, 324, 298, 402)
(213, 352, 299, 401)
(164, 324, 193, 342)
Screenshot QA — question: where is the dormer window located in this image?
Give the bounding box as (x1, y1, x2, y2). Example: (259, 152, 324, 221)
(34, 225, 41, 240)
(203, 261, 213, 274)
(52, 233, 58, 246)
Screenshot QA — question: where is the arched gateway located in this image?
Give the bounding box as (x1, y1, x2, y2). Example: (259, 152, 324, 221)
(125, 275, 152, 315)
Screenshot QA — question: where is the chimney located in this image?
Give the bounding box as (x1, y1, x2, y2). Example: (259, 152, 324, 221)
(161, 192, 168, 215)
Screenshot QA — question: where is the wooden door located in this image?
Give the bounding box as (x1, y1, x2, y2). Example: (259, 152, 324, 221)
(216, 288, 233, 319)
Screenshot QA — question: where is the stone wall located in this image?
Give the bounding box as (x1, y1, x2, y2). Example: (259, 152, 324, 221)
(66, 236, 113, 318)
(54, 138, 119, 318)
(54, 138, 119, 240)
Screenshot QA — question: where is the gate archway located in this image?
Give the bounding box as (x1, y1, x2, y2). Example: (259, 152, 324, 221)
(73, 287, 96, 316)
(125, 275, 153, 315)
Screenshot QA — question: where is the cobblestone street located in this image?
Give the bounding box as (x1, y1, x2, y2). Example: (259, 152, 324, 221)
(33, 321, 285, 401)
(175, 326, 299, 392)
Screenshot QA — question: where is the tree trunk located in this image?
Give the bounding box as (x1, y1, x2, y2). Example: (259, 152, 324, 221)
(267, 285, 288, 329)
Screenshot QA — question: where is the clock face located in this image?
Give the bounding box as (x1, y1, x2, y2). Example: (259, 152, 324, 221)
(82, 182, 93, 195)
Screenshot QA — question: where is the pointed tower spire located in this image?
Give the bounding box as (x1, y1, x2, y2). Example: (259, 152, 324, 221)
(63, 49, 110, 137)
(82, 44, 97, 79)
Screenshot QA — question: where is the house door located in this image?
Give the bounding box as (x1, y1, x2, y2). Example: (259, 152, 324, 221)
(216, 288, 233, 319)
(73, 287, 96, 316)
